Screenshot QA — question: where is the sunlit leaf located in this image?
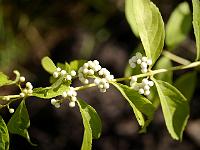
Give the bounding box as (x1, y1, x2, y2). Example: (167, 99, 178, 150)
(166, 2, 192, 50)
(77, 99, 102, 150)
(125, 0, 139, 37)
(132, 0, 165, 64)
(7, 100, 36, 145)
(33, 84, 69, 99)
(153, 79, 189, 140)
(111, 82, 155, 132)
(0, 115, 9, 150)
(174, 72, 197, 101)
(41, 56, 57, 74)
(0, 72, 13, 87)
(192, 0, 200, 60)
(70, 60, 87, 72)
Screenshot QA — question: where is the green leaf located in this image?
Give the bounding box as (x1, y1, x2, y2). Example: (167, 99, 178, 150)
(41, 56, 57, 74)
(111, 82, 155, 132)
(77, 99, 102, 150)
(7, 100, 36, 145)
(166, 2, 192, 50)
(174, 72, 197, 101)
(154, 57, 173, 84)
(70, 60, 87, 72)
(0, 72, 13, 87)
(125, 0, 139, 37)
(0, 115, 9, 150)
(132, 0, 165, 64)
(32, 84, 69, 99)
(192, 0, 200, 60)
(153, 79, 189, 140)
(57, 62, 71, 73)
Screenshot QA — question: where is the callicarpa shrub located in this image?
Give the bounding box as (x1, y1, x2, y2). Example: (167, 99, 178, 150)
(0, 0, 200, 149)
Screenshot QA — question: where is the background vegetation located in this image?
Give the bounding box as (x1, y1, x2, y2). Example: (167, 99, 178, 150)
(0, 0, 200, 149)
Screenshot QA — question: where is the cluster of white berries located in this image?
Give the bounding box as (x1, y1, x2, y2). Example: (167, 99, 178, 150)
(94, 78, 110, 93)
(50, 87, 77, 108)
(130, 76, 154, 96)
(78, 60, 114, 93)
(19, 76, 33, 97)
(78, 60, 101, 84)
(129, 52, 152, 73)
(53, 67, 76, 81)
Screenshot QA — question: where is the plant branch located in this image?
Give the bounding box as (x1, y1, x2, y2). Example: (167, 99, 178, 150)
(162, 51, 191, 65)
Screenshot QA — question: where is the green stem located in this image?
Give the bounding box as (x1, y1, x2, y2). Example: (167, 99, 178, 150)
(75, 61, 200, 91)
(162, 51, 191, 65)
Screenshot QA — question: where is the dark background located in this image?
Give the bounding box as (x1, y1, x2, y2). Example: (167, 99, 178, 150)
(0, 0, 200, 149)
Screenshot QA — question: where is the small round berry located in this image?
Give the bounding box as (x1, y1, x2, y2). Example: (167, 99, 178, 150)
(9, 108, 15, 114)
(53, 72, 59, 78)
(130, 63, 136, 68)
(142, 57, 148, 62)
(71, 96, 77, 102)
(139, 88, 144, 94)
(104, 82, 110, 89)
(88, 69, 94, 75)
(100, 88, 107, 93)
(56, 67, 61, 72)
(144, 90, 150, 96)
(26, 82, 33, 89)
(27, 89, 33, 94)
(94, 78, 100, 85)
(142, 78, 149, 85)
(141, 62, 147, 69)
(23, 89, 28, 94)
(20, 93, 25, 97)
(141, 68, 148, 73)
(61, 70, 67, 75)
(131, 76, 137, 82)
(51, 99, 57, 105)
(71, 70, 76, 76)
(147, 59, 152, 65)
(131, 56, 137, 62)
(136, 52, 142, 59)
(69, 101, 76, 107)
(66, 75, 72, 81)
(62, 91, 67, 98)
(83, 79, 89, 84)
(72, 91, 77, 97)
(67, 90, 73, 97)
(148, 81, 154, 87)
(83, 68, 89, 74)
(98, 84, 104, 89)
(83, 63, 89, 68)
(93, 60, 99, 65)
(144, 85, 150, 90)
(137, 59, 142, 64)
(54, 103, 61, 108)
(19, 76, 25, 82)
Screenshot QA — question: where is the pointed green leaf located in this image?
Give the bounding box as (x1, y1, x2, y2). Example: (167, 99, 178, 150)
(70, 60, 87, 72)
(77, 99, 102, 150)
(41, 56, 57, 74)
(32, 84, 69, 99)
(0, 116, 9, 150)
(0, 72, 13, 87)
(192, 0, 200, 60)
(125, 0, 139, 37)
(153, 79, 189, 140)
(78, 99, 102, 139)
(7, 100, 35, 145)
(111, 82, 155, 132)
(154, 57, 173, 84)
(166, 2, 192, 50)
(174, 72, 197, 101)
(132, 0, 165, 64)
